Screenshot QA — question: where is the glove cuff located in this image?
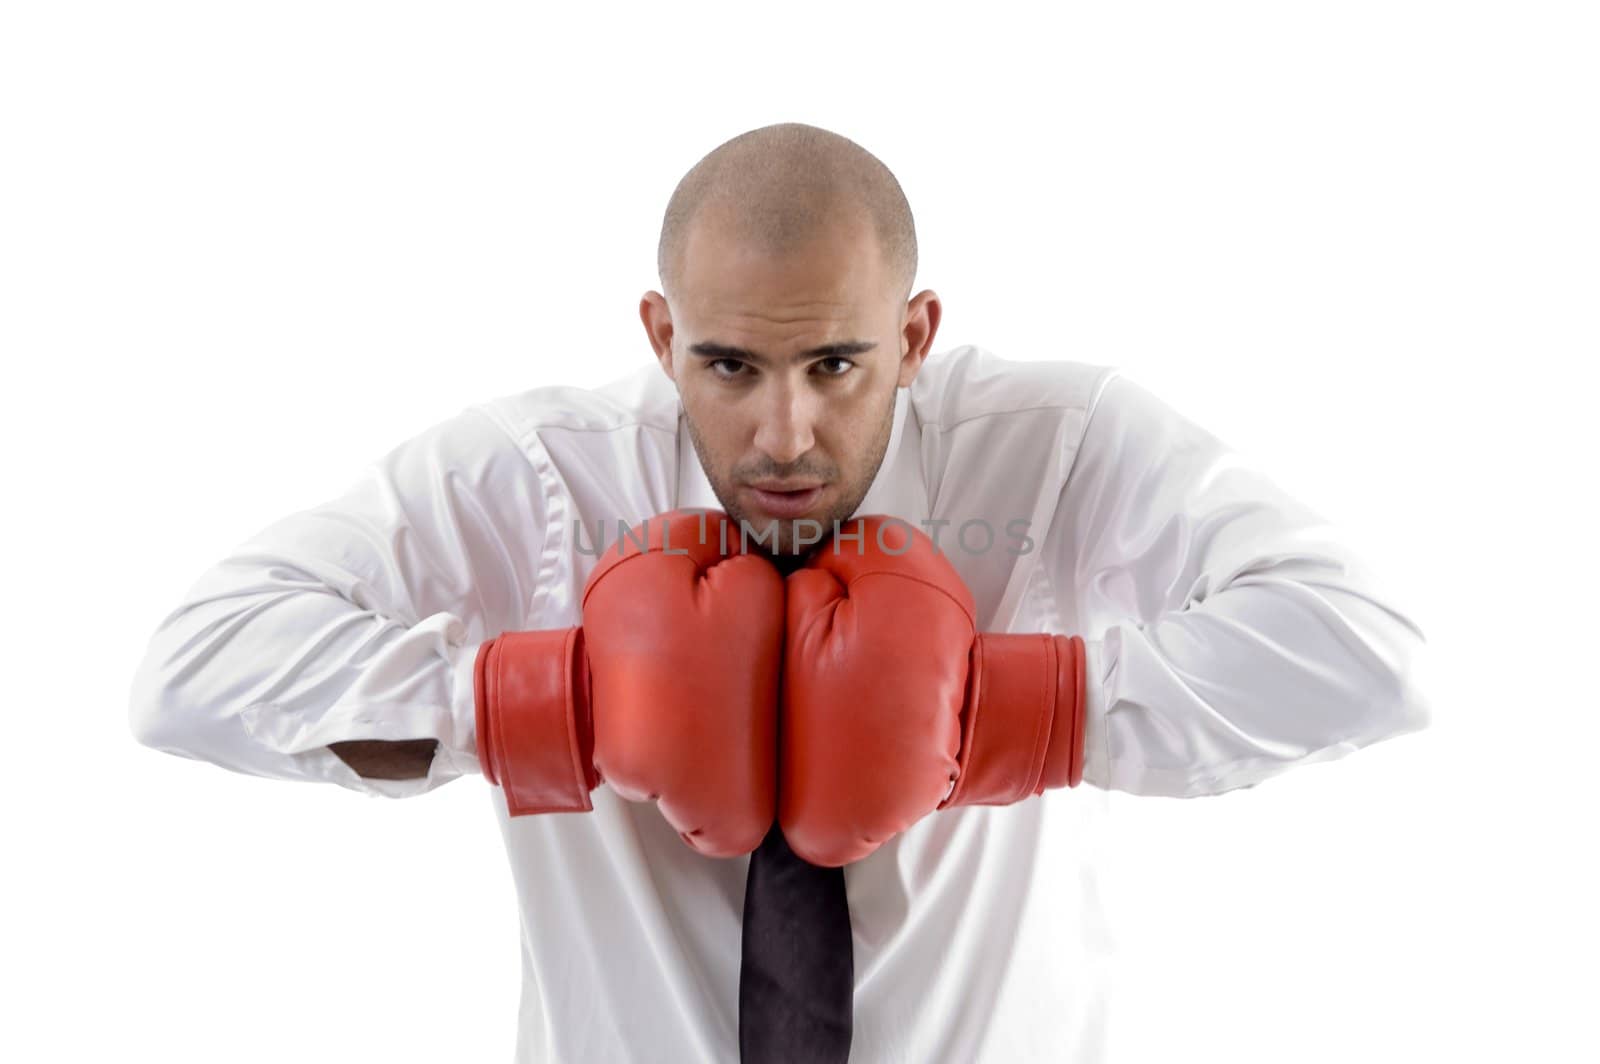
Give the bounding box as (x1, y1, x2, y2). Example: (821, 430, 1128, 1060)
(474, 627, 597, 815)
(942, 632, 1086, 808)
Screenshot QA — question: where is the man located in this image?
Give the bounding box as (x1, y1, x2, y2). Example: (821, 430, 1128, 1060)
(128, 122, 1431, 1062)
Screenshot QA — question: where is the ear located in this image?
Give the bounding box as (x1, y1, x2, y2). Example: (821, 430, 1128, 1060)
(639, 291, 676, 383)
(897, 289, 942, 388)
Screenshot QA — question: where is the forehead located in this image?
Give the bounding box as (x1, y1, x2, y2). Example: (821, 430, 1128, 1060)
(675, 215, 888, 328)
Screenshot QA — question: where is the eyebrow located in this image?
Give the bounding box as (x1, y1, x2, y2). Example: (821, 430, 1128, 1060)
(686, 339, 879, 365)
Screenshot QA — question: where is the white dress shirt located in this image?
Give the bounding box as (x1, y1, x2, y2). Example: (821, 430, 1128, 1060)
(128, 344, 1431, 1062)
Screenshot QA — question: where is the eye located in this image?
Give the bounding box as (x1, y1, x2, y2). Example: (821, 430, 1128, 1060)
(708, 358, 747, 380)
(815, 357, 855, 377)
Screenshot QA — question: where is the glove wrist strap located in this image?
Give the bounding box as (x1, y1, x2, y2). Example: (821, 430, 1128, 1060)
(942, 632, 1086, 808)
(474, 627, 596, 815)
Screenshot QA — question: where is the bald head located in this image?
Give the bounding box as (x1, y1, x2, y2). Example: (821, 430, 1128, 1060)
(656, 123, 917, 305)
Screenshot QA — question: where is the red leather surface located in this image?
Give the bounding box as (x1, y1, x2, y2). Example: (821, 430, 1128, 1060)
(781, 516, 977, 867)
(782, 516, 1086, 865)
(477, 627, 594, 814)
(478, 509, 783, 858)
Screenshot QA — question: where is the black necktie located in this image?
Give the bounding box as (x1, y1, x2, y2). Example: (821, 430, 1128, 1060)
(739, 819, 853, 1062)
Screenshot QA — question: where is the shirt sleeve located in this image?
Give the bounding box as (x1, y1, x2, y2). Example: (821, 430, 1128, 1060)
(127, 404, 552, 799)
(1047, 373, 1432, 798)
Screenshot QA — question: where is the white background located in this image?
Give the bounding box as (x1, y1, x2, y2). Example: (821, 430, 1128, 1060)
(3, 1, 1596, 1060)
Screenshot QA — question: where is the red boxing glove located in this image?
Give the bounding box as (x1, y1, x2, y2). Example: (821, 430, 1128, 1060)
(781, 515, 1087, 867)
(474, 509, 783, 858)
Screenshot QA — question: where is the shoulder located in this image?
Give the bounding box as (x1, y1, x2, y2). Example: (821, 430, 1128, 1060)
(459, 364, 682, 521)
(470, 362, 680, 449)
(908, 344, 1121, 433)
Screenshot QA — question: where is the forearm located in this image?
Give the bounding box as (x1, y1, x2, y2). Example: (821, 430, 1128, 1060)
(1083, 569, 1431, 797)
(127, 550, 480, 797)
(330, 739, 439, 781)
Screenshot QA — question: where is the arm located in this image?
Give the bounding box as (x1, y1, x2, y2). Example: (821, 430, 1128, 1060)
(1047, 373, 1432, 798)
(127, 404, 549, 798)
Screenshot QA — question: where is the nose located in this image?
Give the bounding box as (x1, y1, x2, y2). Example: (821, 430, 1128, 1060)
(751, 376, 817, 466)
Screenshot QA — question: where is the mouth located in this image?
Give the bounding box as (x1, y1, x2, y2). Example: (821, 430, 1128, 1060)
(745, 483, 826, 519)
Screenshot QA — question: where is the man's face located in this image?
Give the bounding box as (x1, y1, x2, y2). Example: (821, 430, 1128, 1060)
(642, 216, 939, 560)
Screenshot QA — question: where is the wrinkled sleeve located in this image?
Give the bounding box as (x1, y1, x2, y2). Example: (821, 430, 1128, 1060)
(127, 405, 551, 799)
(1048, 373, 1432, 798)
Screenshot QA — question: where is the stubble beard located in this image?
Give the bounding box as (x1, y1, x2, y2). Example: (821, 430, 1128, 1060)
(683, 384, 898, 565)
